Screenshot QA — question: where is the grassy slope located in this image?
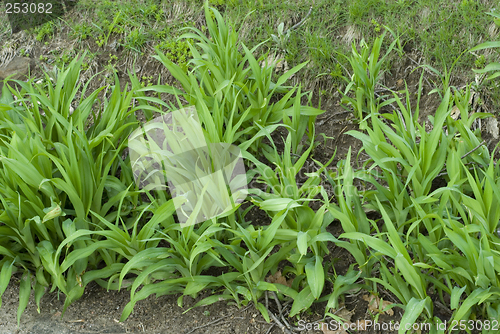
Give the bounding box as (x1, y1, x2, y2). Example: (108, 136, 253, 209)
(0, 0, 499, 105)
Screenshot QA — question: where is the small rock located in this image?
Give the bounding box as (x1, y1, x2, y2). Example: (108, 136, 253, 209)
(0, 57, 35, 97)
(0, 57, 33, 81)
(486, 117, 499, 140)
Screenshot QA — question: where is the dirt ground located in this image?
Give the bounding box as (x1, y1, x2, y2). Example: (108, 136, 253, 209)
(0, 256, 401, 334)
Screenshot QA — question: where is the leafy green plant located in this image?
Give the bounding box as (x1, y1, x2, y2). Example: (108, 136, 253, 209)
(330, 47, 500, 329)
(125, 27, 147, 51)
(245, 132, 331, 207)
(139, 2, 323, 156)
(71, 22, 93, 41)
(340, 31, 399, 126)
(115, 120, 339, 322)
(34, 21, 55, 41)
(470, 11, 500, 81)
(154, 39, 192, 72)
(0, 55, 143, 322)
(93, 10, 123, 48)
(271, 22, 291, 51)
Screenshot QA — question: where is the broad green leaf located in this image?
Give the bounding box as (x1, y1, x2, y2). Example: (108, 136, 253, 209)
(289, 286, 315, 317)
(17, 271, 31, 326)
(398, 297, 428, 334)
(305, 256, 324, 299)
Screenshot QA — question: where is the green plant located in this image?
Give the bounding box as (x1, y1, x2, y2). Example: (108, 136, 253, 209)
(371, 19, 382, 33)
(139, 2, 323, 157)
(475, 54, 486, 69)
(34, 21, 54, 42)
(140, 75, 153, 87)
(329, 44, 500, 328)
(125, 27, 147, 51)
(55, 51, 75, 68)
(470, 11, 500, 81)
(271, 22, 291, 51)
(19, 48, 29, 57)
(239, 132, 338, 317)
(209, 0, 236, 6)
(340, 31, 399, 126)
(93, 11, 123, 48)
(154, 39, 192, 72)
(0, 55, 143, 322)
(245, 132, 332, 207)
(71, 23, 93, 41)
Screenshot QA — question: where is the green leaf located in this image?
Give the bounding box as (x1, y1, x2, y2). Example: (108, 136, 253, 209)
(257, 198, 301, 212)
(256, 302, 271, 323)
(452, 288, 500, 322)
(305, 256, 324, 299)
(34, 280, 46, 313)
(17, 271, 31, 326)
(340, 232, 397, 259)
(289, 286, 315, 317)
(297, 231, 308, 256)
(470, 41, 500, 52)
(0, 260, 14, 309)
(450, 286, 467, 310)
(398, 297, 428, 334)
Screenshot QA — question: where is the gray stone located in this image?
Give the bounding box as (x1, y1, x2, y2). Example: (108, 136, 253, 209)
(0, 56, 33, 80)
(0, 56, 34, 96)
(486, 116, 499, 140)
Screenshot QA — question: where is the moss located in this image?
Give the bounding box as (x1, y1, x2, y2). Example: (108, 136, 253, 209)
(155, 39, 193, 72)
(34, 21, 54, 42)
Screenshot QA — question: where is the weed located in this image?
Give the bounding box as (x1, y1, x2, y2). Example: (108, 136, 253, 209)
(154, 39, 192, 72)
(125, 28, 146, 51)
(18, 48, 29, 57)
(140, 75, 154, 88)
(55, 51, 75, 68)
(474, 54, 487, 69)
(71, 23, 93, 41)
(143, 3, 323, 157)
(2, 0, 500, 328)
(340, 31, 399, 126)
(328, 35, 500, 328)
(34, 21, 54, 41)
(370, 18, 381, 33)
(470, 11, 500, 82)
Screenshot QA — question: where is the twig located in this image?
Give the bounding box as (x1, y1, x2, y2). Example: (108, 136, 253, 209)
(317, 110, 351, 126)
(329, 124, 350, 151)
(271, 292, 298, 332)
(407, 56, 435, 89)
(436, 140, 487, 178)
(265, 323, 276, 334)
(374, 86, 395, 93)
(461, 140, 486, 160)
(271, 291, 284, 316)
(185, 316, 230, 334)
(185, 303, 253, 334)
(265, 291, 293, 334)
(284, 6, 313, 35)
